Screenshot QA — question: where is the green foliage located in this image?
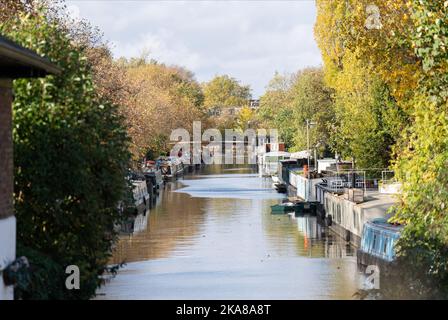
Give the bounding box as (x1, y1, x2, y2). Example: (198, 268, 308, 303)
(315, 0, 448, 297)
(314, 1, 411, 170)
(289, 68, 334, 152)
(329, 63, 405, 169)
(258, 68, 334, 152)
(123, 62, 206, 159)
(1, 6, 130, 299)
(203, 75, 251, 109)
(257, 72, 295, 147)
(14, 245, 66, 300)
(390, 0, 448, 297)
(202, 75, 252, 131)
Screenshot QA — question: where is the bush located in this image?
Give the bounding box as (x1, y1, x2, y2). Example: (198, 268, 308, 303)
(1, 5, 131, 299)
(14, 244, 65, 300)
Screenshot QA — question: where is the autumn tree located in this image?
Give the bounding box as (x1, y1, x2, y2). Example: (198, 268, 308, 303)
(236, 106, 256, 132)
(203, 75, 251, 109)
(314, 0, 419, 107)
(389, 0, 448, 298)
(315, 0, 448, 296)
(258, 68, 334, 153)
(314, 0, 412, 169)
(0, 0, 34, 21)
(123, 60, 206, 160)
(257, 72, 296, 148)
(202, 75, 252, 130)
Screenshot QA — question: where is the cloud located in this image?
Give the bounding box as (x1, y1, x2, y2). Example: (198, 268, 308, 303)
(67, 0, 322, 97)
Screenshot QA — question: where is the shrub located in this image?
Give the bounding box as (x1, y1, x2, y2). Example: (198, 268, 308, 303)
(1, 5, 131, 299)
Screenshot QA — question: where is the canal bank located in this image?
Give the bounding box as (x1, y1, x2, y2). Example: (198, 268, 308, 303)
(97, 165, 360, 299)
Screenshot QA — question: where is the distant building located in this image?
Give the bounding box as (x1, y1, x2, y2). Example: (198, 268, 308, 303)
(249, 99, 260, 110)
(207, 106, 242, 117)
(207, 106, 221, 116)
(207, 100, 259, 117)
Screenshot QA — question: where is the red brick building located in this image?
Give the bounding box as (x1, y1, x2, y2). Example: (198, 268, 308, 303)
(0, 35, 59, 300)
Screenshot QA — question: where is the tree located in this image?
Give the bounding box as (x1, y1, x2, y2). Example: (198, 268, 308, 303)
(1, 3, 130, 299)
(289, 68, 334, 153)
(236, 106, 255, 132)
(314, 0, 419, 108)
(315, 0, 448, 297)
(203, 75, 251, 110)
(123, 61, 206, 159)
(258, 69, 334, 153)
(202, 75, 252, 130)
(390, 0, 448, 298)
(325, 51, 406, 169)
(257, 72, 297, 148)
(0, 0, 34, 21)
(314, 0, 410, 170)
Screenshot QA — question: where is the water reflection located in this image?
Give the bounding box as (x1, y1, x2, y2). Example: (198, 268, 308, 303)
(111, 181, 205, 262)
(98, 165, 360, 299)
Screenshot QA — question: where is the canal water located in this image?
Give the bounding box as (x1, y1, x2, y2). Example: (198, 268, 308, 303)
(97, 165, 361, 299)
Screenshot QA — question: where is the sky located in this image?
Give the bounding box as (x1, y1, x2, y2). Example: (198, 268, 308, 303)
(66, 0, 322, 98)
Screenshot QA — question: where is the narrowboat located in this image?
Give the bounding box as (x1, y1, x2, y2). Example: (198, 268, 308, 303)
(143, 160, 163, 193)
(271, 176, 287, 193)
(271, 202, 296, 214)
(274, 183, 287, 193)
(292, 201, 318, 216)
(357, 218, 403, 266)
(271, 201, 318, 216)
(158, 156, 184, 180)
(119, 179, 150, 234)
(259, 151, 291, 177)
(277, 159, 304, 185)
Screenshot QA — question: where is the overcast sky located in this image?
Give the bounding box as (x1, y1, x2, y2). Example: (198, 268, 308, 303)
(66, 0, 322, 98)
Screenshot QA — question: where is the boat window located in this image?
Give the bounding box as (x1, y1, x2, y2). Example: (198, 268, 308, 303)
(372, 234, 377, 250)
(337, 205, 341, 223)
(383, 239, 388, 254)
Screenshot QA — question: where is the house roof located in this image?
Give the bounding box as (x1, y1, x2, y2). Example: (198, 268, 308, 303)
(0, 35, 61, 78)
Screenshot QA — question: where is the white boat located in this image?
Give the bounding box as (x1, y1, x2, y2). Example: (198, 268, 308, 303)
(119, 179, 150, 234)
(143, 160, 164, 192)
(259, 151, 291, 177)
(158, 156, 184, 180)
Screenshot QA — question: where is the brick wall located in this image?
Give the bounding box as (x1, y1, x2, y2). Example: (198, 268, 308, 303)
(0, 79, 13, 220)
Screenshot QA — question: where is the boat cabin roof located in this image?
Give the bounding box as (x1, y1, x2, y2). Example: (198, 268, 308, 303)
(263, 151, 290, 158)
(367, 218, 403, 232)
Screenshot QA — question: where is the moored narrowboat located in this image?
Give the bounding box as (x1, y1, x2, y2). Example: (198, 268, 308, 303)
(259, 151, 291, 177)
(357, 218, 403, 266)
(271, 201, 318, 216)
(143, 160, 163, 193)
(271, 202, 296, 214)
(118, 178, 150, 234)
(272, 176, 287, 193)
(158, 156, 184, 180)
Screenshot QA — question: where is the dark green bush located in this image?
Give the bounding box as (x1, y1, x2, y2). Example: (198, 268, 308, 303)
(1, 5, 131, 299)
(14, 244, 65, 300)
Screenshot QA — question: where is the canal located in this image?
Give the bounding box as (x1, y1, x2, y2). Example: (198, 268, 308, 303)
(97, 165, 361, 299)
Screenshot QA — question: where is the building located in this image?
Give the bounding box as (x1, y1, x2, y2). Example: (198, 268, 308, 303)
(207, 99, 260, 117)
(249, 99, 260, 110)
(0, 35, 60, 300)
